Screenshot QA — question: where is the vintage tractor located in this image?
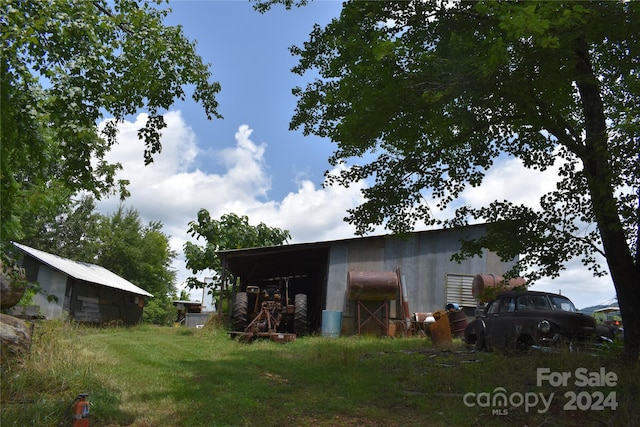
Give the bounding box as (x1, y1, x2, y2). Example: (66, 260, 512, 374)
(230, 280, 308, 342)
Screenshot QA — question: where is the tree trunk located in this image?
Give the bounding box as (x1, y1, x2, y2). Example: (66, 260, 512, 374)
(575, 38, 640, 361)
(615, 276, 640, 361)
(582, 146, 640, 361)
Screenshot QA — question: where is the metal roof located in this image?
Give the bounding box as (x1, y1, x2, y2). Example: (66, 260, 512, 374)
(217, 242, 331, 282)
(215, 224, 488, 281)
(14, 242, 153, 298)
(593, 306, 620, 313)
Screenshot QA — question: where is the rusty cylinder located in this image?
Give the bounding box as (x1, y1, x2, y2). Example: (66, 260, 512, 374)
(448, 310, 468, 338)
(347, 271, 398, 301)
(471, 274, 527, 298)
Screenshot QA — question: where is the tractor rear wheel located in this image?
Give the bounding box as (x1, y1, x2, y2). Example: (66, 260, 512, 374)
(232, 292, 248, 332)
(294, 293, 308, 337)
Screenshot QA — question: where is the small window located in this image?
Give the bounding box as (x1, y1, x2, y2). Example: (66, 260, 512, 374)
(499, 297, 515, 313)
(549, 296, 576, 312)
(487, 300, 500, 314)
(517, 296, 532, 311)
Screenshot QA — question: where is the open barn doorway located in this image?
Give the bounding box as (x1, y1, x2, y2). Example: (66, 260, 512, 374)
(218, 243, 330, 334)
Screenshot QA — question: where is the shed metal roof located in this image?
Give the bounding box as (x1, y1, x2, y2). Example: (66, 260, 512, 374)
(217, 242, 331, 281)
(215, 223, 489, 282)
(14, 242, 153, 298)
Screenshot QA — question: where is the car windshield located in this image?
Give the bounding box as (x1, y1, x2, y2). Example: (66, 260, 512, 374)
(548, 295, 577, 312)
(516, 295, 552, 311)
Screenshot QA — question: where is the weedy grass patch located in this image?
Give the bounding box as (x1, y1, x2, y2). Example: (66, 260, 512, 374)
(1, 321, 638, 426)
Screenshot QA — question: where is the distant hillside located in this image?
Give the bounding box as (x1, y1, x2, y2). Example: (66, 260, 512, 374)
(579, 298, 618, 315)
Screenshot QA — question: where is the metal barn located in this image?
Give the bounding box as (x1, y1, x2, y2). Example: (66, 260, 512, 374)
(218, 224, 517, 336)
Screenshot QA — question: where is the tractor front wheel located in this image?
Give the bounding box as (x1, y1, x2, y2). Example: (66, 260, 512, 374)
(232, 292, 248, 332)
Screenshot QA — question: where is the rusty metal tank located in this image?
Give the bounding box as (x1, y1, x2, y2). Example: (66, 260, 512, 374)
(448, 310, 468, 338)
(471, 274, 527, 298)
(347, 271, 398, 301)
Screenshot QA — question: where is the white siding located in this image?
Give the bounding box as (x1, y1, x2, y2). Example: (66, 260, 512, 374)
(33, 265, 67, 319)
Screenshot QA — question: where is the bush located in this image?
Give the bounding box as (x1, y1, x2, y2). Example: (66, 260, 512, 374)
(142, 298, 176, 326)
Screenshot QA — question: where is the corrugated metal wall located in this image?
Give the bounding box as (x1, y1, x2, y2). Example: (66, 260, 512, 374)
(325, 225, 516, 334)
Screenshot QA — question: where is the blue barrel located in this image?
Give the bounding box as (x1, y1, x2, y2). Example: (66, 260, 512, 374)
(322, 310, 342, 338)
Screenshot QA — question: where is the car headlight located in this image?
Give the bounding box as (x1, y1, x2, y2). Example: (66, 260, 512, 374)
(538, 320, 551, 334)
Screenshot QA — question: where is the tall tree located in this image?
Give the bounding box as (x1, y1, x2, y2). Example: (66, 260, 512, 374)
(1, 0, 221, 245)
(20, 195, 102, 263)
(184, 210, 291, 297)
(98, 206, 177, 298)
(267, 1, 639, 358)
(135, 221, 178, 297)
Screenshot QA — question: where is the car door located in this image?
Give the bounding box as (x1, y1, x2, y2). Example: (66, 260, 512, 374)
(484, 296, 517, 349)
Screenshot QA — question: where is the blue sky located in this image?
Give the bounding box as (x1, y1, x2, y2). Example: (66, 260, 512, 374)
(164, 0, 341, 201)
(94, 0, 616, 309)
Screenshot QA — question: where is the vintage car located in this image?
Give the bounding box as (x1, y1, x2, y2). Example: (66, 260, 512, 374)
(464, 290, 611, 351)
(592, 306, 624, 341)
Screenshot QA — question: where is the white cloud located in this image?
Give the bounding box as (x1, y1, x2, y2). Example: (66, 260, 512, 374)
(533, 263, 615, 310)
(249, 176, 367, 243)
(461, 156, 561, 209)
(219, 125, 271, 199)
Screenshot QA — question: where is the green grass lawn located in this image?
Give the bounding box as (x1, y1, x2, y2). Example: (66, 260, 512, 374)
(2, 321, 638, 426)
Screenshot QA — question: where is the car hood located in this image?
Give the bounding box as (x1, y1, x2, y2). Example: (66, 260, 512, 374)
(531, 310, 597, 333)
